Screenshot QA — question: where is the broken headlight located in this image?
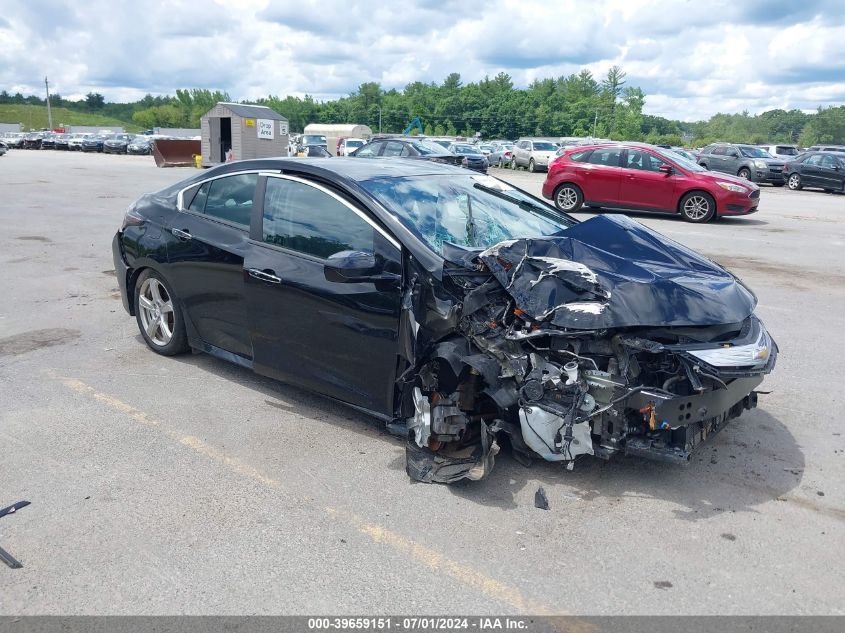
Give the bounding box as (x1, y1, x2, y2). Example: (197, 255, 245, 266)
(687, 320, 772, 368)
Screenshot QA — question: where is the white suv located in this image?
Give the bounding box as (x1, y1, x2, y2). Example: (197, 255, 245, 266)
(510, 139, 559, 172)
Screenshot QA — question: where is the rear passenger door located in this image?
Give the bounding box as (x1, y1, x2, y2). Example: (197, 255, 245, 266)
(579, 146, 624, 205)
(819, 154, 844, 190)
(164, 172, 259, 360)
(800, 154, 824, 187)
(243, 175, 403, 414)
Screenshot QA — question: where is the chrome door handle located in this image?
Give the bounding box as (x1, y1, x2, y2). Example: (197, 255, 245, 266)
(247, 268, 282, 284)
(171, 228, 192, 240)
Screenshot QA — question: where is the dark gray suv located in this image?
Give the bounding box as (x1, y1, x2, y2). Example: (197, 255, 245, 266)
(698, 143, 785, 186)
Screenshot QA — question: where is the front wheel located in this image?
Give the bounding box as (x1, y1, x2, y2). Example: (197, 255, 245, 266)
(738, 168, 751, 180)
(134, 269, 189, 356)
(510, 157, 518, 170)
(679, 191, 716, 223)
(787, 173, 802, 190)
(554, 183, 583, 213)
(528, 159, 536, 173)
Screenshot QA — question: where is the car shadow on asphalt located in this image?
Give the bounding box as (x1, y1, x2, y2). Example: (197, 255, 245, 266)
(163, 343, 803, 521)
(444, 408, 805, 519)
(165, 347, 402, 445)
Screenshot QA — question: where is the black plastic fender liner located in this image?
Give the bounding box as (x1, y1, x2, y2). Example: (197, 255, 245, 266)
(405, 423, 499, 484)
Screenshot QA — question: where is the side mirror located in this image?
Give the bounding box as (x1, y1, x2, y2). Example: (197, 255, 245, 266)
(324, 251, 400, 285)
(658, 164, 674, 175)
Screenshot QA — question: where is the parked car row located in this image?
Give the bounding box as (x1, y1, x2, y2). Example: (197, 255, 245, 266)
(3, 131, 154, 154)
(347, 137, 490, 173)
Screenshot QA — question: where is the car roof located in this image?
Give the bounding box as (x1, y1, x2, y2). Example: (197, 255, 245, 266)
(203, 157, 469, 182)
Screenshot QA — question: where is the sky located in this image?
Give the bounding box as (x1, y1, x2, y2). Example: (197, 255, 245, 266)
(1, 0, 844, 121)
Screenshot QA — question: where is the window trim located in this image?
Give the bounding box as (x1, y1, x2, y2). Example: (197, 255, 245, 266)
(256, 174, 401, 259)
(174, 169, 279, 232)
(176, 169, 280, 212)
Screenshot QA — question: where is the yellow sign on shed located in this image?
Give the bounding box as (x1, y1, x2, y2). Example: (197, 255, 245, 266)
(245, 118, 255, 127)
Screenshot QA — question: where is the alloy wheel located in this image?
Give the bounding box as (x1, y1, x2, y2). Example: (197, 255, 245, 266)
(683, 195, 710, 221)
(138, 277, 175, 347)
(788, 174, 801, 190)
(556, 186, 579, 211)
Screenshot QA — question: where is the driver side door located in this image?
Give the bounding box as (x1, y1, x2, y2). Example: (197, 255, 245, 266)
(618, 148, 678, 211)
(244, 175, 403, 415)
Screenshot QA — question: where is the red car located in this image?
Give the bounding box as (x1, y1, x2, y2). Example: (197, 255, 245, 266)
(542, 143, 760, 223)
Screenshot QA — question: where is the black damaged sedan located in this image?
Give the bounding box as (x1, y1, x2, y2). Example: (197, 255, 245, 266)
(113, 158, 777, 483)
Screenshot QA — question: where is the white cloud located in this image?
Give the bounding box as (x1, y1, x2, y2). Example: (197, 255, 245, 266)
(0, 0, 843, 120)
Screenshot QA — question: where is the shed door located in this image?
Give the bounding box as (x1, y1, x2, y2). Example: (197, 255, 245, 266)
(209, 118, 221, 163)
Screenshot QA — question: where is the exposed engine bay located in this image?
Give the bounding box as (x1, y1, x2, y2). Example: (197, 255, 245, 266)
(397, 214, 778, 483)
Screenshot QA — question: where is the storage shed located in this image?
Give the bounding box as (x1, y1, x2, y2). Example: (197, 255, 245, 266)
(201, 102, 289, 166)
(303, 123, 373, 155)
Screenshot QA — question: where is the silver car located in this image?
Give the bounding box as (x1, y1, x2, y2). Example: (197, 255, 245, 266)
(488, 142, 514, 168)
(510, 139, 559, 172)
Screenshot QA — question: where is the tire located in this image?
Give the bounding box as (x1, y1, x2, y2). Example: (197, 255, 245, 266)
(134, 269, 189, 356)
(528, 159, 536, 173)
(787, 173, 802, 190)
(510, 157, 518, 170)
(738, 168, 751, 180)
(679, 191, 716, 223)
(553, 183, 583, 213)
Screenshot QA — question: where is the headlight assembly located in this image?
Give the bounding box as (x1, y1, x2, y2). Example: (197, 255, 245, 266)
(716, 181, 749, 193)
(688, 322, 772, 368)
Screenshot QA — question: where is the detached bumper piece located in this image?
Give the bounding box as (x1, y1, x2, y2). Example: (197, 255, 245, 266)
(0, 500, 30, 569)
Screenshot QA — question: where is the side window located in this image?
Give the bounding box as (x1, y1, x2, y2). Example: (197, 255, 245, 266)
(262, 178, 375, 259)
(355, 142, 380, 158)
(821, 155, 840, 168)
(711, 146, 726, 156)
(569, 150, 591, 162)
(183, 182, 208, 211)
(586, 148, 621, 167)
(200, 173, 257, 227)
(383, 141, 404, 157)
(625, 149, 663, 172)
(400, 145, 414, 157)
(805, 154, 823, 166)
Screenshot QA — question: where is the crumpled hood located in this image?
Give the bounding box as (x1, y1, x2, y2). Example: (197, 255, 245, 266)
(478, 214, 756, 329)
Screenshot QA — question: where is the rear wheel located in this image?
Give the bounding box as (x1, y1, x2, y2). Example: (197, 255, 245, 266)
(510, 157, 518, 170)
(528, 159, 536, 173)
(134, 269, 188, 356)
(554, 183, 583, 213)
(787, 173, 802, 190)
(679, 191, 715, 223)
(738, 168, 751, 180)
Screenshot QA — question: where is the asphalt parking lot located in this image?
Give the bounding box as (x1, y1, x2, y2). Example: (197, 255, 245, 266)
(1, 151, 843, 615)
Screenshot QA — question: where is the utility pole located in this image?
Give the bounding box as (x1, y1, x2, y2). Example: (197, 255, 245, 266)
(44, 76, 53, 130)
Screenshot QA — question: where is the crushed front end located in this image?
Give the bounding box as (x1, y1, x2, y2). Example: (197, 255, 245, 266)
(398, 214, 778, 483)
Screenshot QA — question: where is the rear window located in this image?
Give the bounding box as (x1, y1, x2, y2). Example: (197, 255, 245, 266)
(532, 142, 557, 151)
(586, 147, 621, 166)
(776, 146, 798, 156)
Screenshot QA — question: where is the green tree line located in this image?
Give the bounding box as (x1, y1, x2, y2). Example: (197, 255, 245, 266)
(2, 67, 843, 145)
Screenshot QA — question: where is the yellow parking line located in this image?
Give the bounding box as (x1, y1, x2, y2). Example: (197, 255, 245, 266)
(55, 374, 558, 616)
